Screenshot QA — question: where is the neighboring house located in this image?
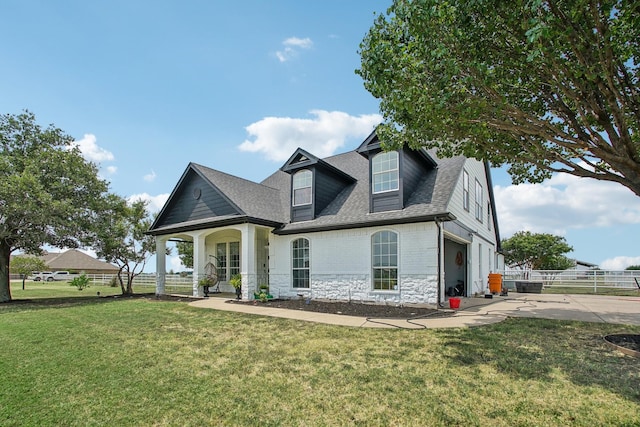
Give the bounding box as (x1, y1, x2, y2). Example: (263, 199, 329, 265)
(39, 249, 119, 275)
(148, 130, 503, 305)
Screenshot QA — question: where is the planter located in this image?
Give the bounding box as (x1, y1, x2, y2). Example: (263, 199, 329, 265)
(235, 286, 242, 300)
(515, 281, 543, 293)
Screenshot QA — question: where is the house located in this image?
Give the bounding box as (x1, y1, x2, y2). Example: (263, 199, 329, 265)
(40, 249, 119, 275)
(148, 130, 503, 305)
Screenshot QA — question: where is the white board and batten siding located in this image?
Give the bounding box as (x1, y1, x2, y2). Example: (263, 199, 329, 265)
(447, 158, 501, 295)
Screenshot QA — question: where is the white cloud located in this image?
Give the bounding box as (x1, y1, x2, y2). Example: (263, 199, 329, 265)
(168, 254, 187, 272)
(72, 134, 114, 162)
(127, 193, 169, 214)
(276, 37, 313, 62)
(494, 174, 640, 238)
(143, 170, 157, 182)
(600, 256, 640, 270)
(105, 166, 118, 175)
(238, 110, 382, 161)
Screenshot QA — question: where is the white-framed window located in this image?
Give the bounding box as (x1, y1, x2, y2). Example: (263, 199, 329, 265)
(462, 170, 470, 211)
(216, 241, 240, 281)
(487, 202, 491, 230)
(372, 151, 399, 194)
(292, 170, 312, 206)
(291, 238, 310, 288)
(475, 179, 483, 222)
(372, 230, 398, 291)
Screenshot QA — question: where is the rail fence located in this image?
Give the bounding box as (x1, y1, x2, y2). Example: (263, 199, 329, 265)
(500, 269, 640, 294)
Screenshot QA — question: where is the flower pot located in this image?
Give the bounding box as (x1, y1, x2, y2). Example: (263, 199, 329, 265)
(449, 297, 461, 309)
(235, 286, 242, 300)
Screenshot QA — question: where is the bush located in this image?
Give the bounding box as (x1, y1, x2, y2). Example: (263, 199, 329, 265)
(69, 274, 90, 291)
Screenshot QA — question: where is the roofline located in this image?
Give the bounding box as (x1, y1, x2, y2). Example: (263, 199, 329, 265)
(484, 160, 502, 252)
(148, 163, 247, 233)
(273, 212, 456, 235)
(146, 216, 283, 236)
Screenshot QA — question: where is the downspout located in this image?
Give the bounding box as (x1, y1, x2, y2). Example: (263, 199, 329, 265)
(435, 219, 444, 308)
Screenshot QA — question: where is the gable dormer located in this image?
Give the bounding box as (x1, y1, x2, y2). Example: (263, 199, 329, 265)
(357, 130, 437, 213)
(281, 148, 355, 222)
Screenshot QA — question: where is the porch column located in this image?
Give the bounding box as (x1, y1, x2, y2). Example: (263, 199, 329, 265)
(240, 223, 256, 299)
(155, 236, 168, 295)
(192, 231, 207, 297)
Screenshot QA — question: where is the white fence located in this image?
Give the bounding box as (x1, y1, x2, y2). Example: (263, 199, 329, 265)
(500, 269, 640, 293)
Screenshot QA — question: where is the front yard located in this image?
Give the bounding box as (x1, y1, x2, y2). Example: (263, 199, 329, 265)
(1, 293, 639, 426)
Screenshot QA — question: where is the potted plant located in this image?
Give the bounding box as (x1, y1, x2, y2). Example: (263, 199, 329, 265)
(198, 275, 215, 297)
(229, 274, 242, 300)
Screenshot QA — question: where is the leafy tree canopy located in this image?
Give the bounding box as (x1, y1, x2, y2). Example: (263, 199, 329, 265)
(358, 0, 640, 196)
(176, 241, 193, 269)
(91, 195, 159, 295)
(9, 256, 48, 290)
(0, 111, 109, 302)
(502, 231, 574, 270)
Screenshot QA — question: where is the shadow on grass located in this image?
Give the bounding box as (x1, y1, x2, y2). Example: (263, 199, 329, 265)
(0, 293, 197, 313)
(436, 318, 640, 401)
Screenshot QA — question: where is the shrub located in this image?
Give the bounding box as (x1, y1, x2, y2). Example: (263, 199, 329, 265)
(69, 274, 90, 291)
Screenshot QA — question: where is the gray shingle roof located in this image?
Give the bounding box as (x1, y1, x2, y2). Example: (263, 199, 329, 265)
(150, 145, 466, 235)
(40, 249, 119, 272)
(265, 150, 464, 234)
(192, 164, 285, 224)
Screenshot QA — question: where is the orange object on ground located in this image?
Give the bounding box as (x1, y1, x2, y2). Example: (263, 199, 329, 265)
(488, 273, 502, 294)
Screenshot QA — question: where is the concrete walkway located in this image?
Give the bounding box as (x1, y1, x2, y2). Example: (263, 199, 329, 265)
(189, 293, 640, 329)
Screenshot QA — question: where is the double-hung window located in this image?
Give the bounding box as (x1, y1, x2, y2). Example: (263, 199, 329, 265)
(475, 180, 483, 222)
(292, 170, 312, 206)
(372, 231, 398, 291)
(292, 238, 310, 288)
(462, 170, 470, 211)
(372, 152, 399, 193)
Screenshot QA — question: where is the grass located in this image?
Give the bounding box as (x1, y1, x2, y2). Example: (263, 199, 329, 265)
(1, 293, 639, 426)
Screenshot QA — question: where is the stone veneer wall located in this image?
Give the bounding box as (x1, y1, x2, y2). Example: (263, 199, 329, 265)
(267, 273, 438, 305)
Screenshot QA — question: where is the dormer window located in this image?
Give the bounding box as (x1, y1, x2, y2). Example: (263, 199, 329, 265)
(292, 170, 312, 206)
(372, 151, 399, 194)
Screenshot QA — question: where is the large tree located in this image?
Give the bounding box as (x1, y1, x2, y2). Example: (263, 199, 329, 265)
(358, 0, 640, 195)
(502, 231, 574, 270)
(92, 195, 159, 295)
(0, 111, 109, 302)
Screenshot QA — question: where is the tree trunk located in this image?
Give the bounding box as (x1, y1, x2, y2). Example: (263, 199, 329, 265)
(0, 243, 13, 303)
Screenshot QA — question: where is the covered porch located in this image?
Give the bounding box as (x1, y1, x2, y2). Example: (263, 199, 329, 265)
(155, 223, 271, 299)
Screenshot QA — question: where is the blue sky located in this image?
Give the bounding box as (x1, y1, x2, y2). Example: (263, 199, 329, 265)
(2, 0, 639, 272)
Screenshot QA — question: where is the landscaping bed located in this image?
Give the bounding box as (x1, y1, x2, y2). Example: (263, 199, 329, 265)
(227, 298, 454, 319)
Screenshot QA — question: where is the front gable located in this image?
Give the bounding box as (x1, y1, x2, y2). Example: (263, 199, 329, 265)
(151, 165, 242, 231)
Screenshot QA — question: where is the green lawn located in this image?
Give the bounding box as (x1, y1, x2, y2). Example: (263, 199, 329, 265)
(1, 294, 639, 426)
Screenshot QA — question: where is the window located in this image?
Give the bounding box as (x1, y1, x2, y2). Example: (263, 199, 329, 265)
(216, 241, 240, 281)
(487, 202, 491, 230)
(462, 170, 470, 211)
(372, 231, 398, 291)
(292, 170, 312, 206)
(475, 180, 483, 222)
(372, 151, 399, 193)
(292, 238, 310, 288)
